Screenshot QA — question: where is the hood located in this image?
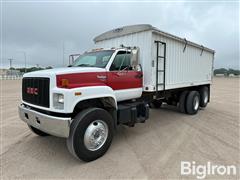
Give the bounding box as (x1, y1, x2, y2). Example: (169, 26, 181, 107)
(23, 67, 106, 78)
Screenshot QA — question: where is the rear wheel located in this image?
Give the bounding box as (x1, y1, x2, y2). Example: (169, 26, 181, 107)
(186, 91, 200, 115)
(179, 91, 189, 113)
(199, 86, 209, 107)
(28, 125, 49, 136)
(67, 108, 114, 162)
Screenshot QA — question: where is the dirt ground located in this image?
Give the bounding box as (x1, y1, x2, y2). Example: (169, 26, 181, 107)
(1, 77, 239, 179)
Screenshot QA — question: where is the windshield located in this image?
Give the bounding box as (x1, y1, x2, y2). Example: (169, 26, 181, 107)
(71, 50, 114, 68)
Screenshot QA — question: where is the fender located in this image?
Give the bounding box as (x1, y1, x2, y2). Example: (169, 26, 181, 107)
(52, 86, 117, 113)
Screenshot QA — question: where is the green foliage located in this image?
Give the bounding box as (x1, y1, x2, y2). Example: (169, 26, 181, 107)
(11, 66, 53, 73)
(45, 66, 53, 69)
(214, 68, 228, 75)
(214, 68, 240, 76)
(227, 68, 240, 75)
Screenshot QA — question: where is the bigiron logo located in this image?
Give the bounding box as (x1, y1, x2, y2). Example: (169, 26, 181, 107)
(181, 161, 238, 179)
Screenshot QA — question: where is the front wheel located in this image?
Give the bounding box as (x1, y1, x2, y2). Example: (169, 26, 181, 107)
(67, 108, 114, 162)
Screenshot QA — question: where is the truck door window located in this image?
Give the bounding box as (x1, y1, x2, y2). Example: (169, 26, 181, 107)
(110, 51, 131, 71)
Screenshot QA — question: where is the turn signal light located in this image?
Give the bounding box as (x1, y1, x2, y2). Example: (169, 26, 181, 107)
(61, 79, 69, 88)
(75, 92, 82, 96)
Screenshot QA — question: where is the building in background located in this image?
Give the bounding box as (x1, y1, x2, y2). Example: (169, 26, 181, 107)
(0, 69, 22, 80)
(0, 69, 8, 76)
(6, 69, 21, 76)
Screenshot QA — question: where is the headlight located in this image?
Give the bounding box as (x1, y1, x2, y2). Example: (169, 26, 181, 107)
(57, 94, 64, 103)
(53, 93, 64, 109)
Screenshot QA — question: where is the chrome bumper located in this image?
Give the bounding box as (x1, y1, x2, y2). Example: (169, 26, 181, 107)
(18, 104, 71, 138)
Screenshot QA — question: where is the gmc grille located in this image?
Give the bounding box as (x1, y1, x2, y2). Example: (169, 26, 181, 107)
(22, 77, 50, 108)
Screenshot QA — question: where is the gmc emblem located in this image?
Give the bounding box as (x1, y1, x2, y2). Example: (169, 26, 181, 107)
(27, 87, 38, 95)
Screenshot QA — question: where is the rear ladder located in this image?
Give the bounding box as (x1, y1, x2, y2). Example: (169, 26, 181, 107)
(155, 41, 166, 97)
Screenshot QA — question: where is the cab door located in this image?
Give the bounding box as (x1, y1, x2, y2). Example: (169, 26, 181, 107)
(107, 50, 143, 101)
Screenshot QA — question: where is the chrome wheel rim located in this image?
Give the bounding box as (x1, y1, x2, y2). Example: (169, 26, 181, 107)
(193, 96, 200, 110)
(84, 120, 108, 151)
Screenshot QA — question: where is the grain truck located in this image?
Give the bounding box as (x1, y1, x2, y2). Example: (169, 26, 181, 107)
(18, 24, 215, 161)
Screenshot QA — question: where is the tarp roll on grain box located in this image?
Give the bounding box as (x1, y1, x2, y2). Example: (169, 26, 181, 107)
(94, 24, 215, 92)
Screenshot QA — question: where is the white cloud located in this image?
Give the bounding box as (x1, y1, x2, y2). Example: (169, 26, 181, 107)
(1, 1, 239, 69)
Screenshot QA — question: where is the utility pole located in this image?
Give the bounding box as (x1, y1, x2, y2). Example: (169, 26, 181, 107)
(8, 58, 13, 68)
(8, 58, 13, 76)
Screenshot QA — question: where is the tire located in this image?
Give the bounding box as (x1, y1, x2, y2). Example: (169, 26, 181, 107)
(179, 91, 189, 113)
(149, 100, 162, 108)
(199, 86, 209, 108)
(67, 108, 114, 162)
(186, 91, 200, 115)
(28, 125, 49, 136)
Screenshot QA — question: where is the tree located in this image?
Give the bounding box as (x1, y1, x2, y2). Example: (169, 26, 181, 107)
(214, 68, 228, 76)
(228, 68, 240, 76)
(214, 68, 240, 76)
(45, 66, 53, 69)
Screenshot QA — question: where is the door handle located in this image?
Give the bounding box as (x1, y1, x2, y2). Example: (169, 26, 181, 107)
(116, 72, 127, 76)
(135, 74, 143, 79)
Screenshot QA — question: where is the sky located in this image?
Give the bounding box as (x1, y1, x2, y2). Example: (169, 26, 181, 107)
(1, 1, 239, 69)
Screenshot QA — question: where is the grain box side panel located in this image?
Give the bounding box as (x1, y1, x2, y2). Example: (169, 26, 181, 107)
(152, 33, 214, 90)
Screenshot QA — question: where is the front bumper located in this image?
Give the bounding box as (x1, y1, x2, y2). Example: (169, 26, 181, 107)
(18, 104, 71, 138)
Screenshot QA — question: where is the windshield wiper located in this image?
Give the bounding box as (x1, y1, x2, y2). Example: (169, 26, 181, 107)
(77, 64, 93, 67)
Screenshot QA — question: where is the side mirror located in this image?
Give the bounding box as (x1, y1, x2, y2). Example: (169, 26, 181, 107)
(131, 47, 140, 71)
(69, 54, 81, 65)
(135, 64, 142, 72)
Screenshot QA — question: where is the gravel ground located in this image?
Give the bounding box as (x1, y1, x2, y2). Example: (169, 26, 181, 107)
(1, 77, 239, 179)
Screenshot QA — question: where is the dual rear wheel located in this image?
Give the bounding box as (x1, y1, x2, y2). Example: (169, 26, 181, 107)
(179, 86, 209, 115)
